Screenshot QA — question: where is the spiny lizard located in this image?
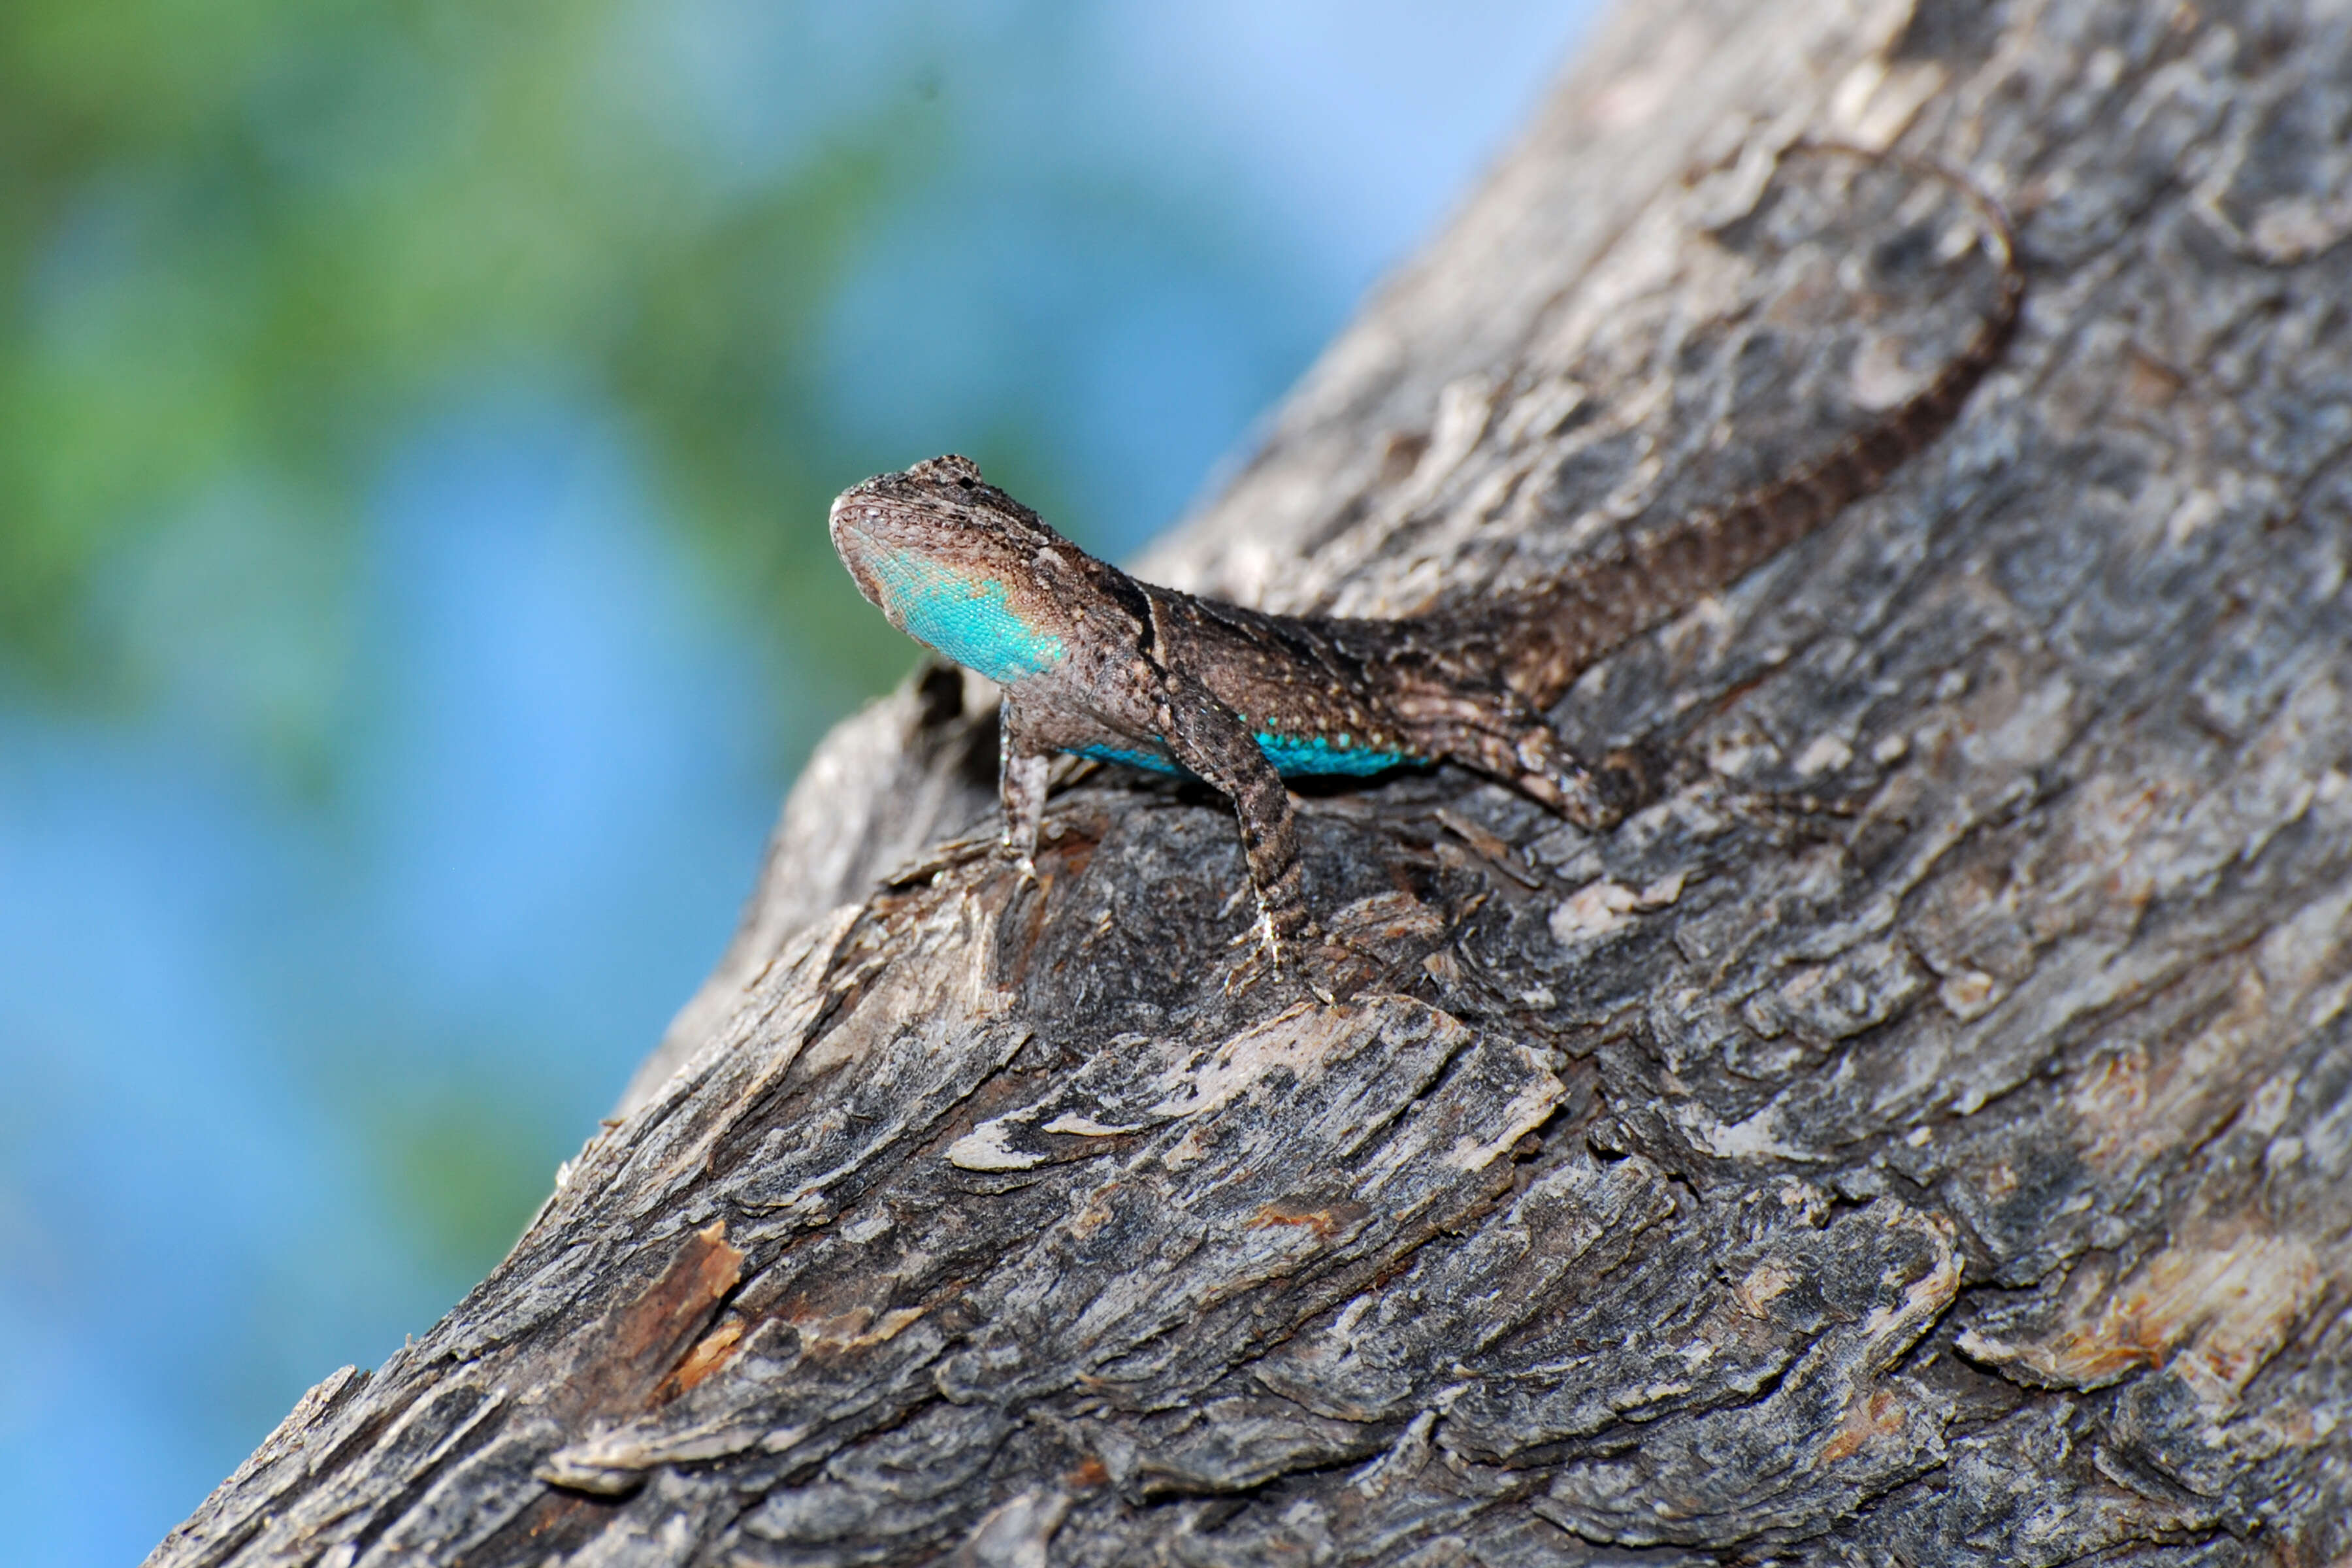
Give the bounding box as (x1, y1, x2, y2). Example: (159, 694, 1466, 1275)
(829, 153, 2021, 978)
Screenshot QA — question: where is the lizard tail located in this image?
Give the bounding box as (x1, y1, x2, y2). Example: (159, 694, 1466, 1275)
(1498, 146, 2024, 707)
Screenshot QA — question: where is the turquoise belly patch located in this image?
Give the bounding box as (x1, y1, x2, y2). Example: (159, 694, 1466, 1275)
(1255, 734, 1413, 776)
(1075, 742, 1182, 775)
(867, 550, 1067, 684)
(1075, 734, 1415, 779)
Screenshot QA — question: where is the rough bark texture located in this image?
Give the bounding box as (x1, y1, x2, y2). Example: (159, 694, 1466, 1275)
(154, 1, 2352, 1563)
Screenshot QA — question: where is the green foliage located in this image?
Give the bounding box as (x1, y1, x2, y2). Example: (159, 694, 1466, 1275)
(359, 1069, 568, 1286)
(0, 0, 927, 736)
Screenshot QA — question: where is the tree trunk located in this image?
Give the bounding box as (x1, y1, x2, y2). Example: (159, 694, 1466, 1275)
(153, 1, 2352, 1563)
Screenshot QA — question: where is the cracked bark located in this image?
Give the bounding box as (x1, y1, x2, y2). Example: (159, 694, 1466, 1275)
(152, 1, 2352, 1563)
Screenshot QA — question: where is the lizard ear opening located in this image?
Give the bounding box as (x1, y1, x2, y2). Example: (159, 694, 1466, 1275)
(907, 453, 985, 487)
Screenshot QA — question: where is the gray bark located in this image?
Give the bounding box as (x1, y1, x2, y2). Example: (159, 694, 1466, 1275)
(152, 1, 2352, 1563)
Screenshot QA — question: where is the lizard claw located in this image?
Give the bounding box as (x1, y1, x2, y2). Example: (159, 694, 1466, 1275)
(1223, 911, 1284, 992)
(1224, 911, 1302, 1000)
(1224, 916, 1374, 1005)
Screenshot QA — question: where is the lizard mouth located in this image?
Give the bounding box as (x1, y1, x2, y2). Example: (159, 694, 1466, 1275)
(826, 493, 891, 609)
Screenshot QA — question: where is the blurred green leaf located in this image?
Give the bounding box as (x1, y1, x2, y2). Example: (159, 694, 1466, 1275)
(0, 0, 932, 740)
(359, 1072, 566, 1284)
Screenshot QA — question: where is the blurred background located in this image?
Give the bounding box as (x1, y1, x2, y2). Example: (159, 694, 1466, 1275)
(0, 1, 1599, 1558)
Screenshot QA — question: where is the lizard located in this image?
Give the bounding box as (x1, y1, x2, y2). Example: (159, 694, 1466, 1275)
(828, 154, 2021, 982)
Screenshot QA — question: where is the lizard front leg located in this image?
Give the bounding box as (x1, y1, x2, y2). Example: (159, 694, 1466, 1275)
(997, 710, 1052, 879)
(1152, 673, 1313, 961)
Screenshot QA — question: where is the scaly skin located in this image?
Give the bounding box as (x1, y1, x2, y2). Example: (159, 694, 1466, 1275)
(828, 153, 2022, 979)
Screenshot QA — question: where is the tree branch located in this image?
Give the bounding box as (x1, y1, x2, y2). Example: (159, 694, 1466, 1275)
(153, 1, 2352, 1562)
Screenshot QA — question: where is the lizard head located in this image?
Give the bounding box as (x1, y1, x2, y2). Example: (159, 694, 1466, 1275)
(828, 454, 1085, 686)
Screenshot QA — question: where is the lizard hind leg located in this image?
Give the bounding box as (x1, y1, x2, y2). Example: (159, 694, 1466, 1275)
(1505, 722, 1654, 833)
(1416, 688, 1653, 834)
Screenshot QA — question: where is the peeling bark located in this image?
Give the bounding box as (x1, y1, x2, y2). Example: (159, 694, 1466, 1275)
(152, 1, 2352, 1563)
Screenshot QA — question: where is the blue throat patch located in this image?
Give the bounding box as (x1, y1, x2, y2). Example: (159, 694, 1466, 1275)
(868, 549, 1067, 684)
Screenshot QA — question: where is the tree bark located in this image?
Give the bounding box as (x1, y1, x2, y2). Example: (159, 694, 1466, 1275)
(154, 0, 2352, 1563)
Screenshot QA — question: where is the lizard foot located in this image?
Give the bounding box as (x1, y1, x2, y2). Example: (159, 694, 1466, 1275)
(1224, 917, 1379, 1005)
(1223, 911, 1295, 999)
(1551, 743, 1663, 833)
